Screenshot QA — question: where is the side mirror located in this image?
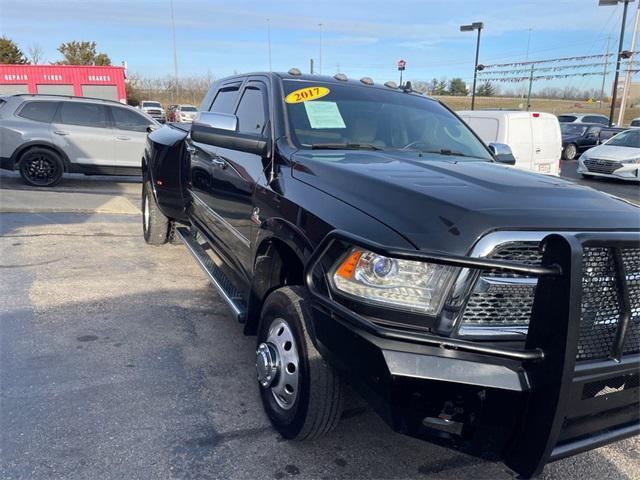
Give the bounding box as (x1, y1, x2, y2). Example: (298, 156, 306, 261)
(191, 112, 268, 156)
(488, 142, 516, 165)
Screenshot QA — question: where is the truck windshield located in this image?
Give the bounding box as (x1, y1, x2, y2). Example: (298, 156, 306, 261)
(283, 80, 492, 161)
(143, 102, 161, 108)
(181, 106, 197, 112)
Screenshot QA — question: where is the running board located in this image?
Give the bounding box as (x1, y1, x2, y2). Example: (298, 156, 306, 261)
(176, 226, 246, 321)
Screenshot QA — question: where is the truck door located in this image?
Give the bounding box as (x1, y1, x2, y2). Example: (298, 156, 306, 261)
(205, 79, 269, 273)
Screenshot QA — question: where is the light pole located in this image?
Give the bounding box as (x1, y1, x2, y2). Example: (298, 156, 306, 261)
(460, 22, 484, 110)
(599, 0, 634, 126)
(169, 0, 179, 100)
(267, 18, 272, 72)
(618, 1, 639, 125)
(318, 23, 323, 75)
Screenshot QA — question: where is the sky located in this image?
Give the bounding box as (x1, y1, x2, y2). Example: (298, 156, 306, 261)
(1, 0, 638, 93)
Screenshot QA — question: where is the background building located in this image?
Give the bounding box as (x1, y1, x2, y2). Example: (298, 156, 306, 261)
(0, 64, 126, 103)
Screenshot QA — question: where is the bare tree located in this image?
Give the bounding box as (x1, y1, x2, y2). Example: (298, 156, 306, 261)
(27, 44, 45, 64)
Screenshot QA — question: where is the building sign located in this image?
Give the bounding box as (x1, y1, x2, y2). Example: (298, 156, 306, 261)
(43, 74, 63, 81)
(4, 74, 28, 81)
(88, 75, 111, 82)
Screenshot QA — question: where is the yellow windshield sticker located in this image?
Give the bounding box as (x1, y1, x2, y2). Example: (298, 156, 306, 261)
(285, 86, 330, 104)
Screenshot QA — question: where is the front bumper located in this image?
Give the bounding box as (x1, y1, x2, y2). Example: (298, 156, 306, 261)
(305, 231, 640, 478)
(578, 159, 640, 181)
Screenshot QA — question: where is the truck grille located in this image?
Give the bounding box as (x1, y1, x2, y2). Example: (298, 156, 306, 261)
(577, 246, 640, 361)
(461, 240, 640, 361)
(583, 158, 621, 175)
(462, 242, 540, 326)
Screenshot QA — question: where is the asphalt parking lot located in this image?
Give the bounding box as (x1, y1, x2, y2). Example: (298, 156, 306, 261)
(0, 170, 638, 480)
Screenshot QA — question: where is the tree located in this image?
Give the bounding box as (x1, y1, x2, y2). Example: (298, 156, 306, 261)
(0, 36, 28, 64)
(449, 78, 468, 96)
(27, 44, 45, 64)
(56, 41, 111, 65)
(477, 81, 496, 97)
(435, 79, 448, 95)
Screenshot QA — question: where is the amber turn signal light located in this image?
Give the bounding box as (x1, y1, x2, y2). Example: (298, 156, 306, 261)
(335, 250, 362, 279)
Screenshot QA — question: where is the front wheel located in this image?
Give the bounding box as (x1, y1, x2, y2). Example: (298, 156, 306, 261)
(257, 287, 343, 440)
(18, 148, 64, 187)
(142, 180, 170, 245)
(563, 143, 577, 161)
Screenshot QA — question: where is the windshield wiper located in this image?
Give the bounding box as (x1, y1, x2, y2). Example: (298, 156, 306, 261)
(311, 143, 383, 151)
(419, 149, 486, 160)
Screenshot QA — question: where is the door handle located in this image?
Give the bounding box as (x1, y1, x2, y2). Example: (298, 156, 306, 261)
(117, 136, 131, 141)
(54, 130, 69, 136)
(212, 157, 226, 168)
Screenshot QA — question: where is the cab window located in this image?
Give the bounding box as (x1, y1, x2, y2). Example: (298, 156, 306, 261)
(209, 83, 241, 114)
(235, 84, 266, 135)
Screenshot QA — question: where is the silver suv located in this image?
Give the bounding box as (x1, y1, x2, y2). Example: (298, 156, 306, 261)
(0, 94, 158, 187)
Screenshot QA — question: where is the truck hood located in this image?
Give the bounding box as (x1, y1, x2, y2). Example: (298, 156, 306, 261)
(291, 150, 639, 254)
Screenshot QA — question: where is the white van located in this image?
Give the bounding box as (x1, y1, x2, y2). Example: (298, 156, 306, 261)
(457, 110, 562, 175)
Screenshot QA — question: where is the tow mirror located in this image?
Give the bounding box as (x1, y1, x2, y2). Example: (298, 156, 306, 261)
(191, 112, 268, 156)
(488, 142, 516, 165)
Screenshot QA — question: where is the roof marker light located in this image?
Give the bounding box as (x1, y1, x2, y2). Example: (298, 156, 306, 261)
(360, 77, 374, 85)
(532, 113, 540, 118)
(384, 81, 398, 89)
(334, 73, 348, 81)
(288, 68, 302, 76)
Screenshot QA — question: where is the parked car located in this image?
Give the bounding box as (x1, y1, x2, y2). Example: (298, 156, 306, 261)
(560, 123, 602, 160)
(599, 126, 629, 143)
(458, 110, 561, 175)
(172, 104, 198, 123)
(142, 71, 639, 479)
(629, 117, 640, 127)
(139, 100, 166, 123)
(0, 94, 158, 186)
(557, 112, 609, 125)
(578, 128, 640, 181)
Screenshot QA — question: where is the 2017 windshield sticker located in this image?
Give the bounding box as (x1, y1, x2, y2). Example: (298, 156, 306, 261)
(285, 86, 330, 104)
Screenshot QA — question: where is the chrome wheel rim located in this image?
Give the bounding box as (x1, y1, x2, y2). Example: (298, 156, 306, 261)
(143, 194, 150, 232)
(566, 145, 576, 160)
(257, 318, 300, 410)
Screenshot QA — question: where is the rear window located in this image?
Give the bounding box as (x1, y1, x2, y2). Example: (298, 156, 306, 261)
(58, 102, 108, 128)
(18, 101, 59, 123)
(557, 115, 576, 123)
(583, 115, 608, 125)
(631, 119, 640, 127)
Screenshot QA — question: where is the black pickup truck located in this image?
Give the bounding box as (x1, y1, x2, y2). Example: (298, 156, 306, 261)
(142, 71, 639, 478)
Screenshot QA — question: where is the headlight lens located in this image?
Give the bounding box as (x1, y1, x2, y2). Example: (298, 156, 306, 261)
(331, 248, 456, 315)
(621, 158, 640, 164)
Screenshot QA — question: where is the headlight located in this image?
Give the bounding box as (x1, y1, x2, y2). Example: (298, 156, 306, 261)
(331, 248, 456, 315)
(621, 158, 640, 164)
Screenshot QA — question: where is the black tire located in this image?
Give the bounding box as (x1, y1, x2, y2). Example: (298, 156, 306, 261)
(257, 286, 343, 440)
(18, 147, 64, 187)
(142, 180, 170, 245)
(563, 143, 577, 161)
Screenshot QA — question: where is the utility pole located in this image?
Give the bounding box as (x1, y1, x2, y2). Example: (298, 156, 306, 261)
(336, 63, 340, 73)
(310, 58, 314, 74)
(599, 34, 612, 108)
(601, 0, 632, 127)
(169, 0, 179, 100)
(618, 2, 640, 125)
(522, 28, 532, 98)
(267, 18, 272, 72)
(526, 64, 535, 110)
